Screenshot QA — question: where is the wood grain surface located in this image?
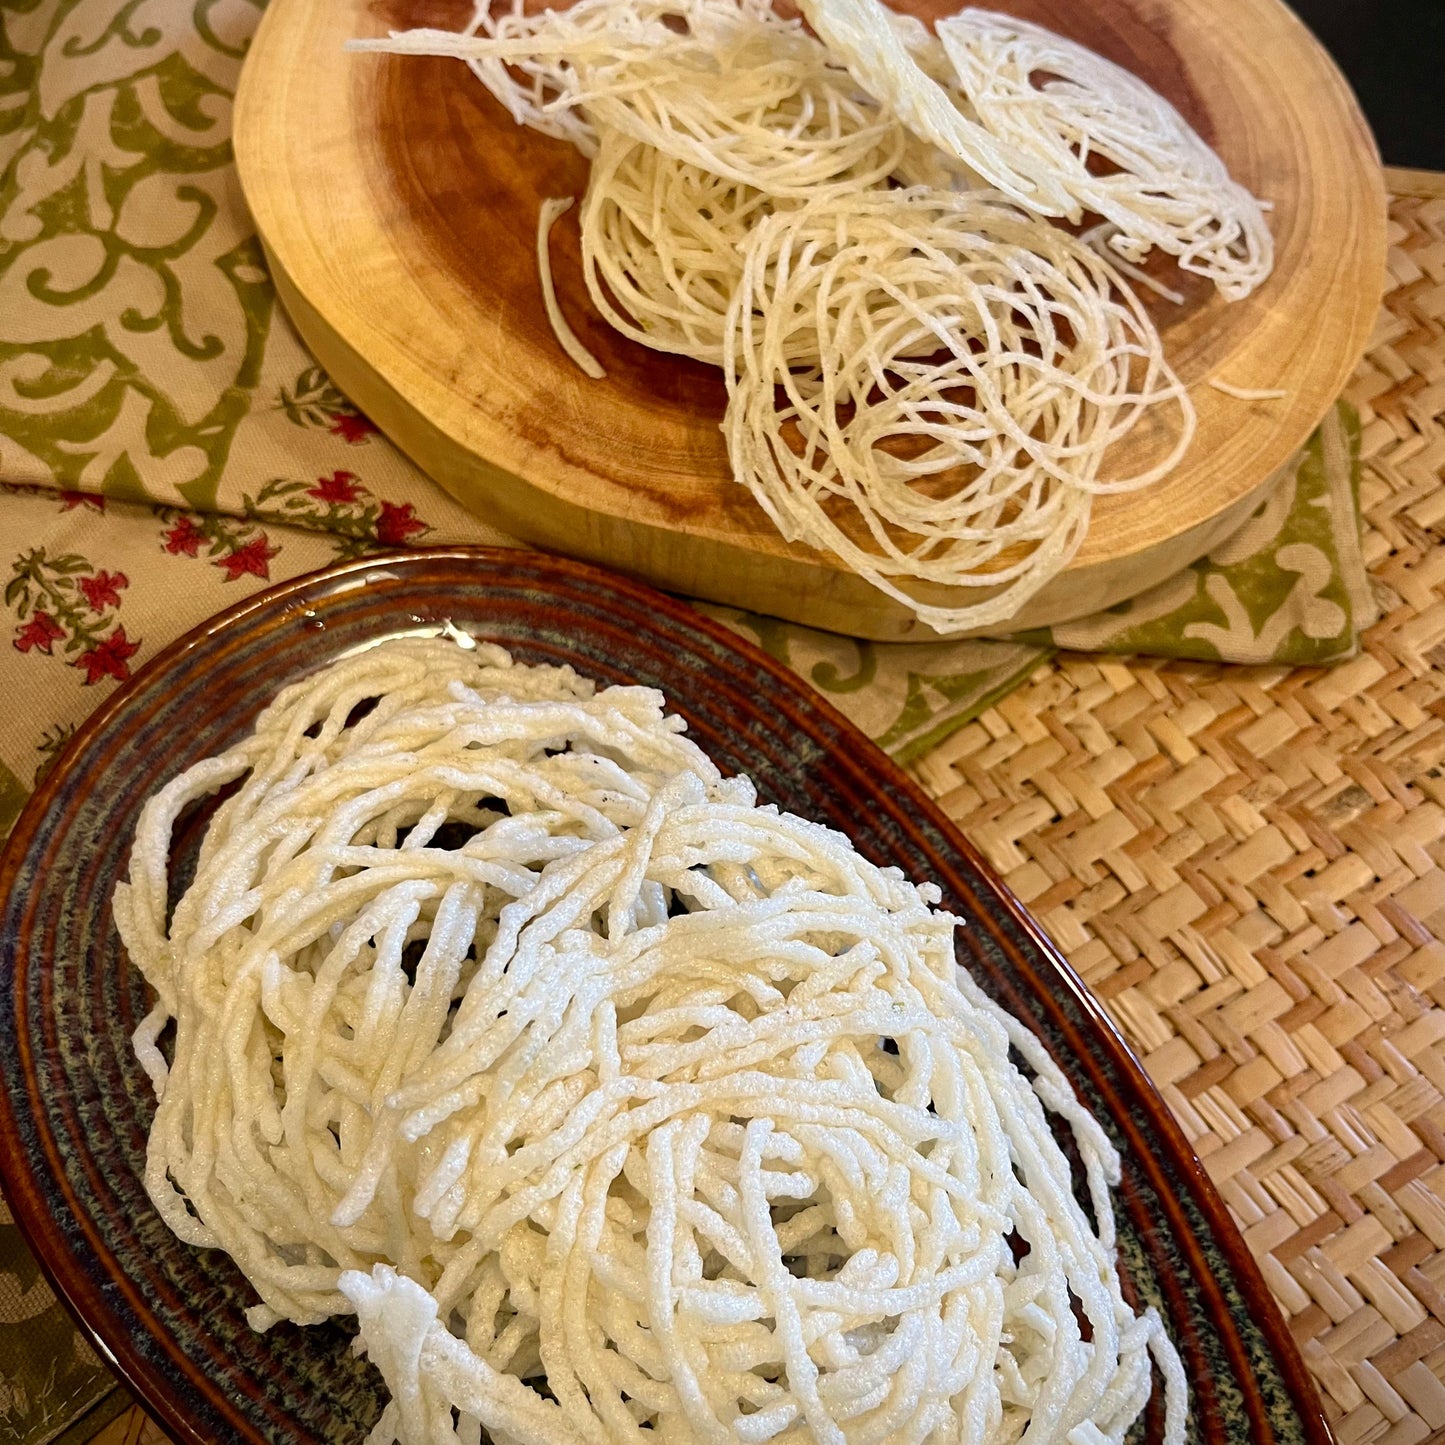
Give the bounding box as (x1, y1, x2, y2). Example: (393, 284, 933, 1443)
(234, 0, 1386, 639)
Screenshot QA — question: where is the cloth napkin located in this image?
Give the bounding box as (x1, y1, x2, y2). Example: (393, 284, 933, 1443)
(0, 0, 1376, 1439)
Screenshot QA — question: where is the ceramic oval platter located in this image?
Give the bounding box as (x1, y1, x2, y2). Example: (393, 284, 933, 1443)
(0, 549, 1327, 1443)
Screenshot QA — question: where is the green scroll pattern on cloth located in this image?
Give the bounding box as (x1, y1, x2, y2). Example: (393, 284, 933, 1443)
(1040, 406, 1374, 669)
(0, 0, 1379, 1436)
(717, 404, 1376, 762)
(0, 0, 271, 510)
(0, 0, 506, 524)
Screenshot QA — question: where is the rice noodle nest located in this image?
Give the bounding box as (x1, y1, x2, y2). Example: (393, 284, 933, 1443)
(934, 8, 1273, 299)
(722, 187, 1194, 633)
(115, 638, 1186, 1445)
(347, 0, 1249, 637)
(580, 128, 779, 364)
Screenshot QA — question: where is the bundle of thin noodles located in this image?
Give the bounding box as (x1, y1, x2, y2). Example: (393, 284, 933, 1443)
(790, 0, 1078, 215)
(350, 0, 901, 188)
(934, 9, 1272, 298)
(724, 188, 1193, 632)
(581, 128, 775, 361)
(351, 0, 773, 155)
(572, 20, 905, 196)
(118, 637, 1188, 1445)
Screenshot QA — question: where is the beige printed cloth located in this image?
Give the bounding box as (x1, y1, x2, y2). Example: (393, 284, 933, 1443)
(0, 0, 1379, 1437)
(0, 401, 1371, 818)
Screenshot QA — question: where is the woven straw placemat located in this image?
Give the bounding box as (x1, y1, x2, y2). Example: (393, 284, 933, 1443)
(912, 169, 1445, 1445)
(87, 172, 1445, 1445)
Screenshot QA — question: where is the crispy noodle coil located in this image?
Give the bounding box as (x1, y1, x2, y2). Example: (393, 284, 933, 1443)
(352, 0, 904, 196)
(117, 638, 1187, 1445)
(572, 19, 906, 198)
(581, 126, 775, 362)
(116, 638, 740, 1318)
(935, 8, 1273, 299)
(349, 0, 781, 156)
(347, 0, 1271, 636)
(723, 188, 1194, 633)
(346, 0, 671, 157)
(792, 0, 1075, 215)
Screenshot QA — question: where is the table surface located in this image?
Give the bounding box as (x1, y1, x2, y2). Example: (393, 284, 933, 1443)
(49, 165, 1445, 1445)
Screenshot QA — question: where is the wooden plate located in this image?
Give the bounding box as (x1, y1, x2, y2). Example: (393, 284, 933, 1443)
(234, 0, 1385, 641)
(0, 548, 1329, 1443)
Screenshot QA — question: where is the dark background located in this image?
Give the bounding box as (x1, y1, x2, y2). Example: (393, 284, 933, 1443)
(1286, 0, 1443, 169)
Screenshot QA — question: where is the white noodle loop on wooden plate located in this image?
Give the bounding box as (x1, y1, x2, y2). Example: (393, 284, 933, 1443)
(116, 638, 1186, 1445)
(723, 188, 1195, 633)
(540, 196, 608, 378)
(348, 0, 779, 156)
(791, 0, 1076, 215)
(351, 0, 903, 196)
(581, 127, 774, 363)
(571, 19, 906, 198)
(934, 8, 1273, 299)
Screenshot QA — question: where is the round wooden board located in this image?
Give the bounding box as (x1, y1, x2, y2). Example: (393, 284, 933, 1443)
(234, 0, 1385, 641)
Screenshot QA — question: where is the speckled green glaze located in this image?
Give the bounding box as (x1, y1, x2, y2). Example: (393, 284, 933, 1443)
(0, 549, 1330, 1445)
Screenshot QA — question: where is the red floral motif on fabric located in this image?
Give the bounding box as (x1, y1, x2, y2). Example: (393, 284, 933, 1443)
(163, 517, 205, 556)
(244, 476, 432, 562)
(58, 491, 105, 512)
(214, 535, 280, 582)
(5, 549, 140, 690)
(328, 413, 379, 445)
(14, 611, 65, 654)
(157, 511, 282, 581)
(73, 625, 140, 685)
(78, 570, 128, 610)
(309, 471, 364, 505)
(277, 365, 377, 446)
(376, 501, 427, 547)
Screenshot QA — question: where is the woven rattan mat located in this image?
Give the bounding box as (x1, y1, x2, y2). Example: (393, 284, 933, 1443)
(88, 174, 1445, 1445)
(912, 170, 1445, 1445)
